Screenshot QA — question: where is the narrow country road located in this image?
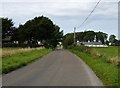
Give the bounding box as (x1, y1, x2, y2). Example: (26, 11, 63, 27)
(3, 49, 103, 86)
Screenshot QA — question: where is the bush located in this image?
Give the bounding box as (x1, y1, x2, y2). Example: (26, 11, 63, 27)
(68, 45, 91, 54)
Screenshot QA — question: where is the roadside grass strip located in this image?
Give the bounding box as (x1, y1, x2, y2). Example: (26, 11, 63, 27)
(69, 49, 118, 86)
(2, 49, 51, 74)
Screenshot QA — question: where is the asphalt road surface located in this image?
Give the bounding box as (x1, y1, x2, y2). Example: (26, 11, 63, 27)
(3, 49, 103, 86)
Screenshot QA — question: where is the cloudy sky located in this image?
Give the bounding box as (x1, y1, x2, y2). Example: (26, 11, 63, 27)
(0, 0, 119, 39)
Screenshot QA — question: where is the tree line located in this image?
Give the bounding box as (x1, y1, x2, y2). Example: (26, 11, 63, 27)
(2, 16, 63, 48)
(2, 16, 119, 48)
(63, 31, 120, 47)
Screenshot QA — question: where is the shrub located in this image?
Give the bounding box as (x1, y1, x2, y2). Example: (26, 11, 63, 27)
(68, 45, 91, 54)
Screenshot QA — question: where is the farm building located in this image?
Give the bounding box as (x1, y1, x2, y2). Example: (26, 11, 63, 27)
(77, 41, 108, 47)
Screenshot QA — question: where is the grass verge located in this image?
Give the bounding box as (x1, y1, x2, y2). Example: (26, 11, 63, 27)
(2, 48, 51, 74)
(68, 46, 118, 86)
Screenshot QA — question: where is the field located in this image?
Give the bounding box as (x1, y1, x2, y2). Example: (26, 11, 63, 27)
(92, 46, 118, 57)
(91, 46, 118, 65)
(2, 48, 51, 74)
(2, 47, 44, 57)
(68, 46, 118, 86)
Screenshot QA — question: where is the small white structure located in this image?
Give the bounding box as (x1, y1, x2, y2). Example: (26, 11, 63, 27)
(38, 41, 41, 45)
(77, 41, 108, 47)
(13, 41, 19, 44)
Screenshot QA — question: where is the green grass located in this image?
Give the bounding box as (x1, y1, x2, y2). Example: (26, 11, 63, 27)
(69, 47, 118, 86)
(92, 46, 118, 57)
(91, 46, 118, 65)
(2, 48, 51, 74)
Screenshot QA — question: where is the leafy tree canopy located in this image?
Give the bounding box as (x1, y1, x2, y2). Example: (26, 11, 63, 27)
(18, 16, 63, 48)
(63, 31, 108, 47)
(2, 18, 14, 38)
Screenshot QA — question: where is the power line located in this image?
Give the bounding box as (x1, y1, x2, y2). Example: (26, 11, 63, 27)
(73, 0, 102, 44)
(77, 0, 102, 29)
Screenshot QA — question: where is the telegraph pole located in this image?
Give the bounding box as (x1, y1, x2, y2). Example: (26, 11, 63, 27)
(74, 27, 76, 44)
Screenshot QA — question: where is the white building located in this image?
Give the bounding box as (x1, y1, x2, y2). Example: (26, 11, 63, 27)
(77, 41, 108, 47)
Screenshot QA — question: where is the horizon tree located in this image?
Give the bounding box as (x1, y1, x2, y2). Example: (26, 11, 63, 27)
(18, 16, 63, 48)
(2, 18, 14, 39)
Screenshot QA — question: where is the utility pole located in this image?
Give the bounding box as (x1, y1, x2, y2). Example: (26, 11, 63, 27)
(74, 27, 76, 44)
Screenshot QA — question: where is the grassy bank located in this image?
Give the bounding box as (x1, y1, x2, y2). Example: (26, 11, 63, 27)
(2, 48, 51, 74)
(91, 47, 118, 65)
(68, 46, 118, 86)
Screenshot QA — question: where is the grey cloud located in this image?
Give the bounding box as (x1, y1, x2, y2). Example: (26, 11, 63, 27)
(1, 0, 118, 38)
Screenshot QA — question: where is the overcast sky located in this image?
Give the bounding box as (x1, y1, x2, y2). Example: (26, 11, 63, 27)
(0, 0, 119, 39)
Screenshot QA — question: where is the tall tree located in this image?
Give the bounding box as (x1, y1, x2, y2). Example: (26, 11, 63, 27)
(63, 33, 74, 48)
(83, 31, 95, 42)
(18, 16, 53, 42)
(109, 35, 116, 45)
(75, 32, 84, 42)
(44, 25, 63, 48)
(96, 32, 108, 44)
(18, 16, 63, 48)
(2, 18, 14, 39)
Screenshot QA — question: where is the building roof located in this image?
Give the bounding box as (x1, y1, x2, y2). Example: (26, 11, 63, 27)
(80, 42, 102, 45)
